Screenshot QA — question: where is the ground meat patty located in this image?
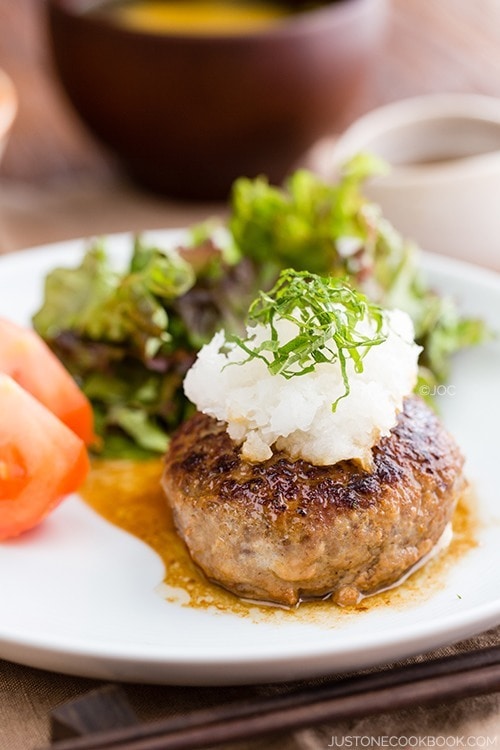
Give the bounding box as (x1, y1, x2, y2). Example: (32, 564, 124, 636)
(162, 396, 465, 607)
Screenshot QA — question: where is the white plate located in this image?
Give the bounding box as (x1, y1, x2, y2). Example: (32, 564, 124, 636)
(0, 232, 499, 686)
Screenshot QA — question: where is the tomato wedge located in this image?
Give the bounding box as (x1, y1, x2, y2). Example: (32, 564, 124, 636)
(0, 374, 90, 540)
(0, 317, 95, 445)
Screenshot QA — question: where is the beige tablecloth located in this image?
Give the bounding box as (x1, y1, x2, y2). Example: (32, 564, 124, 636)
(1, 628, 499, 750)
(0, 177, 499, 750)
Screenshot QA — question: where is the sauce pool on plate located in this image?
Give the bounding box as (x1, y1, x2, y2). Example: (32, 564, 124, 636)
(89, 0, 292, 35)
(81, 458, 478, 624)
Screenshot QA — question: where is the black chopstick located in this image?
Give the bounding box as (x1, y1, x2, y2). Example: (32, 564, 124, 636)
(46, 644, 500, 750)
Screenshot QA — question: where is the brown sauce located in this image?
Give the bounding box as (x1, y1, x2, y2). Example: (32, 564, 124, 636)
(81, 458, 478, 625)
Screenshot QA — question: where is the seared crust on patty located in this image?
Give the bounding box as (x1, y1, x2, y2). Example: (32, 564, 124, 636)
(162, 397, 465, 607)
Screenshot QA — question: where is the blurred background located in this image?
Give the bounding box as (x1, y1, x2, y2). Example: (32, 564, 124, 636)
(2, 0, 500, 252)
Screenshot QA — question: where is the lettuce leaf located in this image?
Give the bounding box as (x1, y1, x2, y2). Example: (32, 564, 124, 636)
(33, 158, 489, 457)
(33, 238, 240, 456)
(229, 157, 488, 383)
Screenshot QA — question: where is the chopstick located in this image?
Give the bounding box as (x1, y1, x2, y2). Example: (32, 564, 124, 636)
(47, 644, 500, 750)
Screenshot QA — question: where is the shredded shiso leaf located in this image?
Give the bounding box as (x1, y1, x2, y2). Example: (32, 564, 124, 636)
(33, 157, 488, 457)
(229, 270, 387, 410)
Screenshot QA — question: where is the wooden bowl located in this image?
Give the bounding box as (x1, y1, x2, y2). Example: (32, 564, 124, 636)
(47, 0, 387, 199)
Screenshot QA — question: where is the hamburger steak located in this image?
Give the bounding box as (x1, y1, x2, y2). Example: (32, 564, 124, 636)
(162, 396, 465, 607)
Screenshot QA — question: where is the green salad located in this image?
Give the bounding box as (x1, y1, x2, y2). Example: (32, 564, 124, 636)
(33, 156, 487, 457)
